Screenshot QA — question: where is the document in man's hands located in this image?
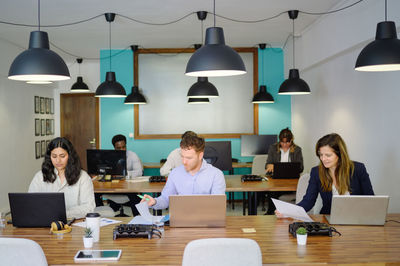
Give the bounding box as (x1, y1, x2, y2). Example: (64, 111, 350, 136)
(129, 201, 165, 225)
(271, 198, 314, 222)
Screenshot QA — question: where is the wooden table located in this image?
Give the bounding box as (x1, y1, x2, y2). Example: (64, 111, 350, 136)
(93, 175, 298, 215)
(2, 215, 400, 265)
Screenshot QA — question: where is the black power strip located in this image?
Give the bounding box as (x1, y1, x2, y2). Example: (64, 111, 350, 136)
(241, 174, 263, 182)
(289, 222, 335, 237)
(149, 176, 166, 182)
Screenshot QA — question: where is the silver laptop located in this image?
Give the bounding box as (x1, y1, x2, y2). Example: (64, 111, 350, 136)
(169, 195, 226, 227)
(325, 195, 389, 225)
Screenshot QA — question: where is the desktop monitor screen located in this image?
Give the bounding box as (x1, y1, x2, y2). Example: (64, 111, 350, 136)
(240, 135, 277, 156)
(86, 149, 127, 176)
(203, 141, 232, 171)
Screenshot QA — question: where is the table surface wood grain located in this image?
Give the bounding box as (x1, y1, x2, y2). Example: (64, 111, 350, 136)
(93, 175, 299, 193)
(1, 215, 400, 265)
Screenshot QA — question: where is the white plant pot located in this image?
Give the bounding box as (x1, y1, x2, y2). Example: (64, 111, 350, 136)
(83, 236, 93, 248)
(297, 234, 307, 245)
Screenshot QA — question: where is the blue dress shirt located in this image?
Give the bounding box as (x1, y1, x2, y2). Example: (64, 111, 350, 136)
(152, 159, 226, 209)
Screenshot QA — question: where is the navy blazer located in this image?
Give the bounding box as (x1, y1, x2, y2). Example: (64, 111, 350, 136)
(297, 161, 374, 214)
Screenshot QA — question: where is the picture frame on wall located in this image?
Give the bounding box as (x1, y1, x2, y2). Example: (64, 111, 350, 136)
(35, 141, 41, 159)
(50, 98, 54, 114)
(35, 119, 40, 136)
(34, 96, 40, 114)
(45, 98, 50, 114)
(41, 140, 46, 157)
(41, 119, 46, 136)
(50, 119, 54, 135)
(40, 97, 45, 114)
(46, 140, 50, 150)
(46, 119, 51, 135)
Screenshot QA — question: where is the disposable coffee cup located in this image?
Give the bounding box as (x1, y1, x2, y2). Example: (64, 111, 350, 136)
(86, 213, 100, 242)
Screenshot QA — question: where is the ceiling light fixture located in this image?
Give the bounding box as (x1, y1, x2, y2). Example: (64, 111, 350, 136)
(252, 43, 274, 104)
(188, 98, 210, 104)
(355, 0, 400, 71)
(95, 13, 126, 98)
(71, 58, 89, 92)
(278, 10, 310, 95)
(185, 0, 246, 77)
(125, 45, 147, 104)
(8, 0, 70, 82)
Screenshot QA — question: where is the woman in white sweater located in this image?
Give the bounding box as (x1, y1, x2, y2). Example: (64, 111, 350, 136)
(29, 137, 95, 219)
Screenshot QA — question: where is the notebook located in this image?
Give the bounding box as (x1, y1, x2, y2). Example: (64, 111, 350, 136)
(325, 195, 389, 225)
(8, 192, 67, 227)
(169, 195, 226, 227)
(272, 162, 301, 179)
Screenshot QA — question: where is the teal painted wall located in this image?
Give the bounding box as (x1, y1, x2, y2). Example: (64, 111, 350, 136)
(100, 48, 290, 169)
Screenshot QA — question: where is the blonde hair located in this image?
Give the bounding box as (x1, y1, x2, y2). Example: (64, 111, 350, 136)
(316, 133, 354, 194)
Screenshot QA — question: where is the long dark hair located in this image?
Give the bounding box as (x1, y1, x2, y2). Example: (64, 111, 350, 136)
(276, 127, 297, 153)
(42, 137, 82, 186)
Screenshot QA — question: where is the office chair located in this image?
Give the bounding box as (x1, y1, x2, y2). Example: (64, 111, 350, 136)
(182, 238, 262, 266)
(102, 194, 131, 217)
(0, 238, 48, 266)
(295, 173, 322, 214)
(251, 155, 268, 211)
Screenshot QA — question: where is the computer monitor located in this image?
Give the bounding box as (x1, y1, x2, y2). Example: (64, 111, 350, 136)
(240, 135, 277, 156)
(203, 141, 232, 171)
(86, 149, 127, 176)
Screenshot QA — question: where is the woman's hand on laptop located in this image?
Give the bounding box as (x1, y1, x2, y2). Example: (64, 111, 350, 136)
(265, 164, 274, 174)
(141, 194, 156, 207)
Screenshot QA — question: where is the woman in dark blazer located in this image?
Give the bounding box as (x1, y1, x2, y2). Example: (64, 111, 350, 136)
(265, 128, 304, 173)
(297, 133, 374, 214)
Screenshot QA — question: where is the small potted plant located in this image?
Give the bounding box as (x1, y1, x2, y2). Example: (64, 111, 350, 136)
(296, 227, 307, 245)
(83, 227, 94, 248)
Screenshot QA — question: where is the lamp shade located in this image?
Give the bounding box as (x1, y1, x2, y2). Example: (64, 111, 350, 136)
(188, 98, 210, 104)
(187, 77, 218, 98)
(355, 21, 400, 71)
(185, 27, 246, 77)
(71, 76, 89, 92)
(8, 31, 70, 82)
(95, 72, 126, 98)
(278, 69, 310, 95)
(124, 86, 147, 104)
(252, 85, 274, 103)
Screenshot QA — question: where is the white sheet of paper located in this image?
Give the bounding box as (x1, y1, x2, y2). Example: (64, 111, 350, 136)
(72, 218, 122, 228)
(271, 198, 314, 222)
(134, 201, 164, 223)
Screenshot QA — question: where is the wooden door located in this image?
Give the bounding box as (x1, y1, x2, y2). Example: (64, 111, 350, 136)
(60, 93, 99, 170)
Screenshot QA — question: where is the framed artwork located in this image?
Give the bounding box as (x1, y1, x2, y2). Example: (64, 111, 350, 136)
(35, 119, 40, 136)
(35, 141, 41, 159)
(45, 98, 50, 114)
(46, 119, 51, 135)
(50, 119, 55, 135)
(34, 96, 40, 114)
(41, 140, 46, 157)
(50, 98, 54, 114)
(46, 140, 50, 149)
(40, 97, 45, 114)
(41, 119, 46, 136)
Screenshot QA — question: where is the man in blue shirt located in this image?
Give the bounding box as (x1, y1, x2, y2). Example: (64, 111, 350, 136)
(142, 132, 226, 209)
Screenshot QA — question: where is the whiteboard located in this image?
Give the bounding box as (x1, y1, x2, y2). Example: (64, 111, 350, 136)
(136, 50, 256, 137)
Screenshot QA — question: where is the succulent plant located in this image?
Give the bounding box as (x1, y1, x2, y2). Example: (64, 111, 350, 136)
(296, 227, 307, 235)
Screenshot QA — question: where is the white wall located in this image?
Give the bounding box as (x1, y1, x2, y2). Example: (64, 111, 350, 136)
(0, 40, 58, 212)
(291, 0, 400, 212)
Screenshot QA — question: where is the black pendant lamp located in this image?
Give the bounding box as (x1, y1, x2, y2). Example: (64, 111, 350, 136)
(185, 1, 246, 77)
(71, 58, 89, 92)
(355, 0, 400, 71)
(253, 44, 274, 104)
(125, 45, 147, 104)
(188, 98, 210, 104)
(95, 13, 126, 98)
(8, 0, 70, 82)
(278, 10, 310, 95)
(187, 77, 219, 98)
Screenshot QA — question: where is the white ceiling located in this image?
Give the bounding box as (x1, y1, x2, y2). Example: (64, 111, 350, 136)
(0, 0, 346, 61)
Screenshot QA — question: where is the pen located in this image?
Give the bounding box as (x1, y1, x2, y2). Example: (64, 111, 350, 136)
(137, 194, 149, 201)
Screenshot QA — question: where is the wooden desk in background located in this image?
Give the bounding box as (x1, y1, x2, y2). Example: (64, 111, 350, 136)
(143, 162, 253, 169)
(1, 215, 400, 265)
(93, 175, 298, 215)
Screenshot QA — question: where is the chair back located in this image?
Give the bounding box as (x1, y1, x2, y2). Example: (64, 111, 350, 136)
(295, 173, 323, 214)
(251, 155, 268, 175)
(182, 238, 262, 266)
(0, 238, 47, 266)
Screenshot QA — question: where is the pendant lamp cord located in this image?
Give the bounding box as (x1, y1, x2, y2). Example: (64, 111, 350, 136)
(385, 0, 387, 21)
(261, 49, 264, 85)
(292, 18, 295, 69)
(38, 0, 40, 31)
(109, 21, 112, 71)
(201, 19, 204, 44)
(213, 0, 216, 27)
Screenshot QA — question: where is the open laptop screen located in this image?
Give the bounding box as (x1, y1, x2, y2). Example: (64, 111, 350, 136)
(8, 192, 67, 227)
